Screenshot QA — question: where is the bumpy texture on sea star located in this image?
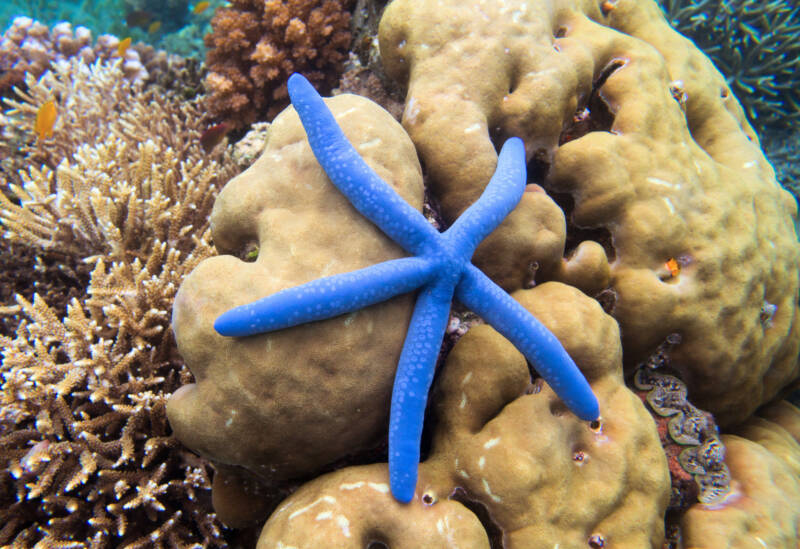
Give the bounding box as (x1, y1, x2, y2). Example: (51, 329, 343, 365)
(257, 283, 671, 548)
(215, 73, 599, 503)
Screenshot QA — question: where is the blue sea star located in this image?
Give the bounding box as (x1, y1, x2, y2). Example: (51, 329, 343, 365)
(214, 73, 600, 503)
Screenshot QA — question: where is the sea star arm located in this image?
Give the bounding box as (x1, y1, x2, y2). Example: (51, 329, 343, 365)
(287, 73, 439, 256)
(215, 257, 435, 337)
(444, 137, 527, 257)
(456, 264, 600, 421)
(389, 278, 456, 503)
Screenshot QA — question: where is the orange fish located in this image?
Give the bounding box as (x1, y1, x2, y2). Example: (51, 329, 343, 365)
(34, 100, 57, 140)
(116, 37, 132, 57)
(665, 258, 680, 277)
(148, 21, 162, 33)
(192, 1, 211, 14)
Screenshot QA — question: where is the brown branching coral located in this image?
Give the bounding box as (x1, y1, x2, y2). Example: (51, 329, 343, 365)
(0, 293, 220, 547)
(0, 58, 237, 546)
(1, 57, 215, 187)
(204, 0, 354, 128)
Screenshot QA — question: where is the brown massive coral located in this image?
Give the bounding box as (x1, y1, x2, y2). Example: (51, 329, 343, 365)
(0, 59, 236, 546)
(378, 0, 800, 426)
(167, 90, 423, 526)
(204, 0, 353, 128)
(257, 283, 671, 548)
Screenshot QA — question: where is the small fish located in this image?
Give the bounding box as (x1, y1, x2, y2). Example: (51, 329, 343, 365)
(116, 37, 132, 57)
(34, 100, 57, 140)
(200, 122, 230, 153)
(665, 258, 680, 277)
(148, 20, 162, 33)
(126, 9, 154, 28)
(192, 1, 211, 14)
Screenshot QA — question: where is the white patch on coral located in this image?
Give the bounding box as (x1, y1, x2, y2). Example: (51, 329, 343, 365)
(334, 107, 358, 119)
(405, 97, 420, 125)
(336, 515, 351, 537)
(358, 138, 382, 151)
(288, 496, 336, 520)
(459, 392, 467, 409)
(662, 196, 676, 215)
(646, 176, 677, 189)
(483, 437, 500, 449)
(482, 478, 502, 502)
(339, 481, 364, 491)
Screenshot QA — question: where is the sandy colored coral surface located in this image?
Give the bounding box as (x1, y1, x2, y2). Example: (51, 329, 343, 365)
(378, 0, 800, 426)
(681, 402, 800, 549)
(257, 283, 670, 548)
(167, 92, 424, 521)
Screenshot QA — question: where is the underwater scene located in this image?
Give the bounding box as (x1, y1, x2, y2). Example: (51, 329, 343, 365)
(1, 0, 799, 547)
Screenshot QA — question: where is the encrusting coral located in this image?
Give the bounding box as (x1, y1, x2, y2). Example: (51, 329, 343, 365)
(0, 58, 236, 546)
(256, 283, 670, 548)
(167, 86, 423, 524)
(204, 0, 353, 128)
(378, 0, 800, 427)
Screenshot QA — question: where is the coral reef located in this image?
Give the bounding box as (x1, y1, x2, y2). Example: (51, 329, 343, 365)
(167, 89, 423, 524)
(378, 0, 800, 426)
(0, 17, 149, 97)
(203, 0, 353, 128)
(657, 0, 800, 134)
(213, 74, 598, 503)
(0, 58, 236, 546)
(680, 401, 800, 549)
(0, 0, 122, 39)
(257, 283, 670, 548)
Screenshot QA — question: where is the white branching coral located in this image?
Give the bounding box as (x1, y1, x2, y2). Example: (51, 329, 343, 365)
(0, 57, 236, 546)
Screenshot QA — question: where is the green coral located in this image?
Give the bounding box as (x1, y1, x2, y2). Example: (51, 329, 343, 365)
(657, 0, 800, 134)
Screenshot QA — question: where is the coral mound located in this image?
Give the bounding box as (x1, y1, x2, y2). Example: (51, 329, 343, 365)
(256, 283, 670, 548)
(378, 0, 800, 426)
(167, 90, 424, 523)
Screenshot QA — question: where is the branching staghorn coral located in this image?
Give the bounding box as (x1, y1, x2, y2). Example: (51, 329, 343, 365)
(0, 58, 237, 546)
(2, 57, 211, 186)
(657, 0, 800, 134)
